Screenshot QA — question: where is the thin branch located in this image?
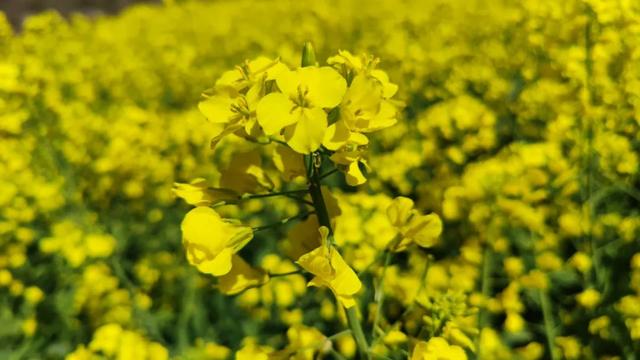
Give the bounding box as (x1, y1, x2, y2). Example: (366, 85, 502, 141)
(252, 211, 314, 232)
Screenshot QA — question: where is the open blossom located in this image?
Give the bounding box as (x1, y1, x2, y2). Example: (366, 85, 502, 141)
(256, 66, 347, 154)
(323, 51, 401, 185)
(296, 227, 362, 308)
(198, 57, 288, 148)
(386, 196, 443, 251)
(180, 206, 253, 276)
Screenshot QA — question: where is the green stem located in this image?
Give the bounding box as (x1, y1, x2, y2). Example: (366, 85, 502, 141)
(318, 168, 339, 181)
(252, 211, 314, 232)
(540, 290, 559, 360)
(371, 250, 393, 342)
(346, 306, 370, 360)
(476, 245, 493, 354)
(242, 189, 308, 200)
(305, 152, 369, 359)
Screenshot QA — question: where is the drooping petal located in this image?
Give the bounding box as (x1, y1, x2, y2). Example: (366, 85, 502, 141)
(329, 248, 362, 296)
(273, 145, 306, 181)
(297, 245, 334, 280)
(197, 247, 234, 276)
(344, 161, 367, 186)
(323, 121, 351, 151)
(256, 92, 297, 135)
(217, 255, 269, 295)
(210, 123, 244, 149)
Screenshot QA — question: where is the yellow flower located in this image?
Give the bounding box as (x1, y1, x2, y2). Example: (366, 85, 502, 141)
(296, 227, 362, 308)
(386, 196, 442, 251)
(172, 178, 238, 206)
(568, 252, 592, 274)
(181, 206, 253, 276)
(24, 286, 44, 305)
(22, 317, 37, 337)
(326, 74, 397, 142)
(271, 325, 328, 359)
(219, 150, 274, 195)
(256, 66, 346, 153)
(411, 337, 467, 360)
(576, 288, 601, 309)
(383, 329, 408, 346)
(199, 57, 288, 148)
(329, 145, 369, 186)
(217, 255, 269, 295)
(89, 324, 123, 356)
(236, 339, 273, 360)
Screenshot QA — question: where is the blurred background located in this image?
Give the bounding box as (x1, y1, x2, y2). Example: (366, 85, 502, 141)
(0, 0, 159, 27)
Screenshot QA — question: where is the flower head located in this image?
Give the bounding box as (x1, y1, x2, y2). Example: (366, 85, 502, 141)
(411, 337, 467, 360)
(181, 206, 253, 276)
(257, 66, 346, 153)
(387, 196, 443, 251)
(296, 227, 362, 308)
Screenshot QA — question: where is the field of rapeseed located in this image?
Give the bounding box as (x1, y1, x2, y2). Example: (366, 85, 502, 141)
(1, 0, 640, 359)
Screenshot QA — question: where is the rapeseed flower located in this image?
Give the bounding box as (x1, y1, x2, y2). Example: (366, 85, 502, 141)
(296, 227, 362, 308)
(181, 206, 253, 276)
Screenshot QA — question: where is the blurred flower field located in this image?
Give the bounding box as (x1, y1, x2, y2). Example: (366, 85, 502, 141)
(1, 0, 640, 359)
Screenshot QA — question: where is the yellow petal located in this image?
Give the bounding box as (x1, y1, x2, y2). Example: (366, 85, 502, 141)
(210, 123, 244, 149)
(218, 255, 268, 294)
(328, 249, 362, 296)
(297, 245, 334, 279)
(256, 92, 297, 135)
(181, 207, 226, 250)
(344, 162, 366, 186)
(284, 107, 327, 154)
(322, 121, 351, 151)
(300, 67, 347, 108)
(198, 95, 236, 124)
(172, 178, 238, 206)
(275, 68, 300, 98)
(371, 69, 398, 98)
(406, 213, 442, 248)
(197, 247, 234, 276)
(387, 197, 415, 228)
(273, 145, 306, 181)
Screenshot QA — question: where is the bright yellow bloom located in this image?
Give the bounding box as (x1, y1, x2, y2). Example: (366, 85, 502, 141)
(270, 325, 328, 359)
(576, 288, 601, 309)
(199, 57, 288, 148)
(386, 196, 442, 251)
(411, 337, 467, 360)
(256, 66, 346, 153)
(296, 227, 362, 308)
(217, 255, 269, 295)
(181, 206, 253, 276)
